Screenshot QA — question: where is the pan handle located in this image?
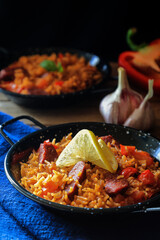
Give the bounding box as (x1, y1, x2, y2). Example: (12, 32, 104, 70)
(0, 115, 46, 146)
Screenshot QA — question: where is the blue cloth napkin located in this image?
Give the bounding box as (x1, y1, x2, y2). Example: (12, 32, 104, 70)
(0, 112, 109, 240)
(1, 112, 160, 240)
(0, 112, 86, 240)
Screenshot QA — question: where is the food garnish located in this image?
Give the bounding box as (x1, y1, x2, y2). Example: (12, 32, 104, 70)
(99, 67, 154, 130)
(56, 129, 118, 173)
(119, 28, 160, 94)
(40, 60, 63, 72)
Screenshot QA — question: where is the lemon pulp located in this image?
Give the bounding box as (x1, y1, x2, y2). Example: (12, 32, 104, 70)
(56, 129, 118, 173)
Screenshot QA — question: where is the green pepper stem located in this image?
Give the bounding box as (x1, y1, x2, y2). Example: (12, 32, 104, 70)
(126, 28, 147, 51)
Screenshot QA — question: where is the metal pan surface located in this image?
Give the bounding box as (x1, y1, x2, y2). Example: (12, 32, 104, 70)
(0, 47, 111, 108)
(1, 116, 160, 215)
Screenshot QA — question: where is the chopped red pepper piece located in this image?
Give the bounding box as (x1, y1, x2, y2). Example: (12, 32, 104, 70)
(131, 150, 153, 166)
(40, 181, 59, 197)
(120, 144, 153, 166)
(120, 144, 135, 156)
(53, 144, 58, 149)
(54, 81, 64, 86)
(121, 167, 137, 179)
(138, 169, 155, 185)
(58, 53, 64, 59)
(118, 28, 160, 94)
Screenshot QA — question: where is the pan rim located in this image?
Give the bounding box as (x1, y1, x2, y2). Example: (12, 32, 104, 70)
(4, 121, 160, 215)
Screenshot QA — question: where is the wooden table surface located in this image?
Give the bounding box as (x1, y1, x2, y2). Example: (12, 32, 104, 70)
(0, 62, 160, 138)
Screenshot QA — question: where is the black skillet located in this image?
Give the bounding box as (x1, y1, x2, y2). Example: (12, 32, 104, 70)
(0, 47, 111, 108)
(1, 115, 160, 215)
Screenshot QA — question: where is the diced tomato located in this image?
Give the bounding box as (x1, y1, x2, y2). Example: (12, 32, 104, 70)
(121, 167, 137, 179)
(53, 144, 58, 149)
(58, 53, 64, 59)
(138, 169, 155, 185)
(54, 81, 64, 86)
(132, 150, 153, 166)
(40, 181, 59, 197)
(131, 190, 146, 203)
(120, 144, 135, 156)
(120, 144, 153, 166)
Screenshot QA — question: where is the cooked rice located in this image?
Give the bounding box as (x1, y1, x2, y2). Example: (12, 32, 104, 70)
(19, 134, 160, 208)
(0, 53, 102, 95)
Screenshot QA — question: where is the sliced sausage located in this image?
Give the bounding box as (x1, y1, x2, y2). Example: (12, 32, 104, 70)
(38, 141, 58, 164)
(0, 67, 29, 82)
(65, 161, 86, 200)
(0, 68, 14, 81)
(99, 135, 120, 148)
(12, 147, 33, 164)
(105, 172, 129, 194)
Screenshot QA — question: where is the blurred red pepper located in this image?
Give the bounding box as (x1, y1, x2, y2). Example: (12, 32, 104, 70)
(118, 28, 160, 94)
(58, 53, 64, 59)
(54, 81, 64, 86)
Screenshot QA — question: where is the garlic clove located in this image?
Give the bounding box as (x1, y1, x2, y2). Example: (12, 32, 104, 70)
(100, 100, 119, 124)
(124, 80, 154, 130)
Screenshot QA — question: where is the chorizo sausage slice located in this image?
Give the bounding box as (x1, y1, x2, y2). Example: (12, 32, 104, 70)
(38, 141, 58, 164)
(105, 172, 129, 194)
(65, 161, 86, 200)
(99, 135, 120, 148)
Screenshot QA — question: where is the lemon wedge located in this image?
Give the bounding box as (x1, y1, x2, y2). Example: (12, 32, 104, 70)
(56, 129, 118, 173)
(98, 138, 118, 173)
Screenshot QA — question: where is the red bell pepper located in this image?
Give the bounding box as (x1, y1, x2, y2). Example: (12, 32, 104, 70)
(118, 28, 160, 94)
(58, 53, 64, 59)
(138, 169, 155, 185)
(120, 144, 153, 166)
(120, 144, 136, 156)
(121, 167, 137, 179)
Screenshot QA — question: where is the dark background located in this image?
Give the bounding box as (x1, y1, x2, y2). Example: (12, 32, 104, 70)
(0, 0, 159, 61)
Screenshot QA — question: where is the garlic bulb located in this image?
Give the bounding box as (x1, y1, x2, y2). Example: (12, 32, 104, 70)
(99, 67, 154, 130)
